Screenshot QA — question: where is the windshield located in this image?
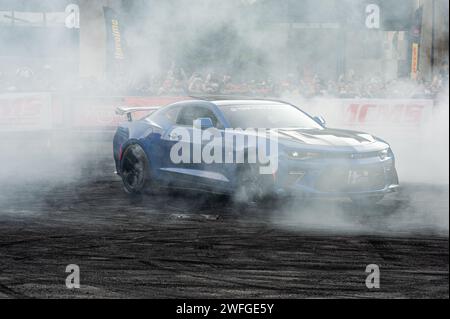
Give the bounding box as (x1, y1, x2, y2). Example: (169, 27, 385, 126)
(218, 104, 323, 129)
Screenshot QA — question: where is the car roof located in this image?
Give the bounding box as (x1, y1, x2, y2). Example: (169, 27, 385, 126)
(212, 100, 288, 107)
(188, 95, 290, 107)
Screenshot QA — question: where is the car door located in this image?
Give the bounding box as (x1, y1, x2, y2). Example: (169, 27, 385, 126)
(149, 104, 184, 185)
(161, 104, 229, 191)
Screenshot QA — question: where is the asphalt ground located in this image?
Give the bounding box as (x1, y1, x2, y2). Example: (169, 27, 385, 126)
(0, 140, 448, 298)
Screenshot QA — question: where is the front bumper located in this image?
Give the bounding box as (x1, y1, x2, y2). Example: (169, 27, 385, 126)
(275, 156, 399, 198)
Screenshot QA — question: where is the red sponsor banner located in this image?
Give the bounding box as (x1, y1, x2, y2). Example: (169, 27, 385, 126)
(0, 93, 52, 131)
(301, 98, 434, 129)
(344, 99, 433, 126)
(0, 94, 435, 133)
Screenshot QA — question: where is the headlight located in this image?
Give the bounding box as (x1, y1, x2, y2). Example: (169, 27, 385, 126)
(378, 148, 391, 160)
(287, 151, 321, 160)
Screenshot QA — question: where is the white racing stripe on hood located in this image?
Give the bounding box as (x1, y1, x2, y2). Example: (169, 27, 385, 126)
(275, 129, 375, 146)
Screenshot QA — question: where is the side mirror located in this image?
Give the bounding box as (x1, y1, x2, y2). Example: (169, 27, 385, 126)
(193, 117, 214, 130)
(313, 116, 326, 127)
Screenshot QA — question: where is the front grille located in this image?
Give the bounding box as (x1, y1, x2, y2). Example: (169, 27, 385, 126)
(315, 165, 386, 192)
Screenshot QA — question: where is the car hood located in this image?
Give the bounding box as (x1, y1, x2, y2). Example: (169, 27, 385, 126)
(273, 128, 387, 151)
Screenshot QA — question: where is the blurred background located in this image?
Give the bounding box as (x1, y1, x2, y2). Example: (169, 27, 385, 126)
(0, 0, 447, 98)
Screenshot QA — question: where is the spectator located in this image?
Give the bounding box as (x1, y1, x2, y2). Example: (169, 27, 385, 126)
(0, 61, 447, 99)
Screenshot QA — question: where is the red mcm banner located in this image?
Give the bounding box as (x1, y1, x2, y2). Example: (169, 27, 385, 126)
(343, 99, 433, 127)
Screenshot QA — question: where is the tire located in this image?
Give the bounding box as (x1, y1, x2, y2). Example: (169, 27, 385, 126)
(120, 144, 150, 194)
(234, 164, 274, 204)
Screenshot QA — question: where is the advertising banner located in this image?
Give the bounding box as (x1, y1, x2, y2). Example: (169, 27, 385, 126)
(343, 98, 433, 127)
(0, 94, 435, 134)
(0, 93, 52, 131)
(103, 6, 126, 75)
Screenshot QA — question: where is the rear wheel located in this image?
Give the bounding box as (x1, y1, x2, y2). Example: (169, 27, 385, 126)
(120, 144, 150, 194)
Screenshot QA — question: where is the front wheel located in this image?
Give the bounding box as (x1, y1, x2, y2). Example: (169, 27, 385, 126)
(234, 164, 274, 204)
(120, 144, 150, 194)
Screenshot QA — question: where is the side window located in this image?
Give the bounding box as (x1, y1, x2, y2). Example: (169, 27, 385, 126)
(195, 108, 220, 127)
(176, 106, 221, 128)
(164, 106, 181, 124)
(176, 106, 197, 126)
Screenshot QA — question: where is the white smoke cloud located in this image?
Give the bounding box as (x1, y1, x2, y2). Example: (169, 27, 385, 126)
(0, 0, 448, 236)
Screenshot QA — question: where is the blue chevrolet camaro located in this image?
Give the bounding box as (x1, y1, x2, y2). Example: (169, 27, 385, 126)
(113, 98, 399, 204)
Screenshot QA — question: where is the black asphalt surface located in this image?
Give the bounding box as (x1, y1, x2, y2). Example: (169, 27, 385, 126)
(0, 142, 448, 298)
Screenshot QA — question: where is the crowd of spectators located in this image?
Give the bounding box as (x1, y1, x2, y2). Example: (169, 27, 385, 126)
(1, 63, 448, 100)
